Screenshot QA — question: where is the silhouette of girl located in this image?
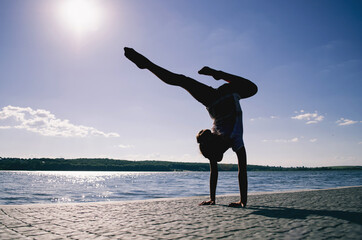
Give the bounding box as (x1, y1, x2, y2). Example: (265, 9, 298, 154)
(124, 47, 257, 207)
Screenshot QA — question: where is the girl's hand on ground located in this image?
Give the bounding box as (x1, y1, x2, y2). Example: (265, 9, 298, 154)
(228, 201, 246, 208)
(199, 200, 215, 206)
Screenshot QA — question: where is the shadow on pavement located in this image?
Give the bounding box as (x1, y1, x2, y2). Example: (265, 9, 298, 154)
(246, 205, 362, 225)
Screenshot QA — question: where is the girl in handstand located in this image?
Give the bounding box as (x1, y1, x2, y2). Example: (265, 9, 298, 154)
(124, 47, 257, 207)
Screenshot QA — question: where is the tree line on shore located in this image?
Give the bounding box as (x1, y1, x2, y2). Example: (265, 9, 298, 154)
(1, 158, 361, 172)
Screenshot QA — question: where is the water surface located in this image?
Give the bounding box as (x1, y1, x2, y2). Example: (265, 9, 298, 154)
(1, 170, 361, 205)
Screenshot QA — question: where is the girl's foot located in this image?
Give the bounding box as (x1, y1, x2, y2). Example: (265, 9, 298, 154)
(228, 201, 246, 208)
(198, 66, 221, 80)
(124, 47, 151, 69)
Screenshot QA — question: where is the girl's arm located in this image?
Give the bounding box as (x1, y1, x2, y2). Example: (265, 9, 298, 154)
(209, 160, 218, 203)
(199, 160, 218, 205)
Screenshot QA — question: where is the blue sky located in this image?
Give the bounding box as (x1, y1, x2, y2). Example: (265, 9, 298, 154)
(0, 0, 361, 167)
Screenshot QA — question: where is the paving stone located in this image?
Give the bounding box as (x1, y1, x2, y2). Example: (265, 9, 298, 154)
(0, 187, 361, 239)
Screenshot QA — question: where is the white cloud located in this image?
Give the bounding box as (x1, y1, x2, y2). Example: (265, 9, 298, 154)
(0, 105, 120, 138)
(123, 153, 162, 160)
(336, 118, 359, 126)
(333, 155, 357, 162)
(291, 110, 324, 124)
(250, 116, 279, 121)
(118, 144, 134, 149)
(262, 137, 320, 144)
(262, 137, 299, 143)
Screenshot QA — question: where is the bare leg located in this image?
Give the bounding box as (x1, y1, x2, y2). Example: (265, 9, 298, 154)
(124, 47, 217, 106)
(198, 66, 258, 98)
(229, 146, 247, 207)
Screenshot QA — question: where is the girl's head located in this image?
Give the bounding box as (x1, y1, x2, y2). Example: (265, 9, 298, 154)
(196, 129, 231, 162)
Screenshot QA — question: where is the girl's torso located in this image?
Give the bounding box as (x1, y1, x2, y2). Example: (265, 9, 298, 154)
(206, 91, 242, 136)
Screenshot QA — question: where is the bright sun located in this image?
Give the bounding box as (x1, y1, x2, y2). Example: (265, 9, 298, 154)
(58, 0, 102, 36)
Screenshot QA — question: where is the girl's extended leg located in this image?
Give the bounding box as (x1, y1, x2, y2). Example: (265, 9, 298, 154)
(229, 146, 247, 207)
(124, 47, 217, 106)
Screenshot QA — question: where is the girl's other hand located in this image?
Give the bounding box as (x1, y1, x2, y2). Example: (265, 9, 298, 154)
(199, 200, 215, 205)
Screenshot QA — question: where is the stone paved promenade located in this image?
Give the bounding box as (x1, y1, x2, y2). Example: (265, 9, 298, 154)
(1, 186, 361, 239)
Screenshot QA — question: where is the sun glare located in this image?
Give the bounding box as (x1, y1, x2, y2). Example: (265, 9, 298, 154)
(58, 0, 102, 36)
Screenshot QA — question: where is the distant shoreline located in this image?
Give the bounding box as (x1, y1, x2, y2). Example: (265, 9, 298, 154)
(1, 157, 361, 172)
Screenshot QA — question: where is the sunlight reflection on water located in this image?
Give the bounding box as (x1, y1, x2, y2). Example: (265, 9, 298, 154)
(1, 170, 361, 205)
